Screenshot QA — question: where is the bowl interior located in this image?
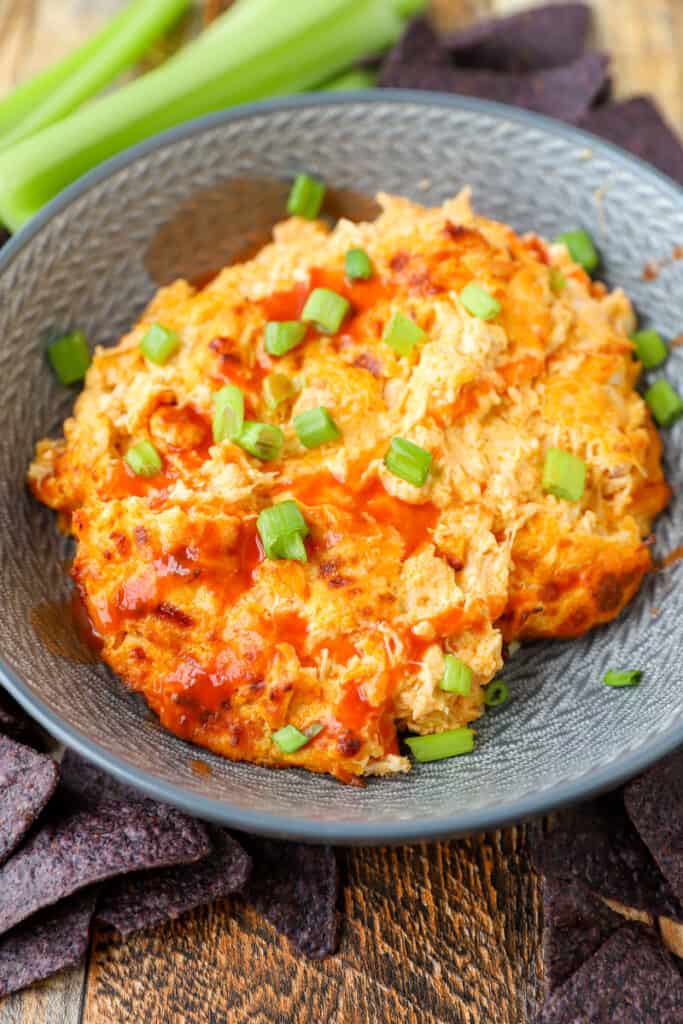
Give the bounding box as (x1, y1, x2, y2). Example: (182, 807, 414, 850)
(0, 94, 682, 842)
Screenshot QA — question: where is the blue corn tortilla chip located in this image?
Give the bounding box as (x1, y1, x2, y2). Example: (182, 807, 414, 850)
(379, 21, 608, 125)
(240, 838, 338, 959)
(0, 784, 210, 937)
(60, 747, 140, 807)
(0, 736, 59, 865)
(378, 16, 451, 90)
(537, 924, 683, 1023)
(97, 827, 251, 937)
(624, 749, 683, 908)
(0, 889, 97, 997)
(0, 690, 46, 750)
(445, 3, 591, 72)
(580, 97, 683, 186)
(542, 876, 622, 996)
(531, 793, 683, 922)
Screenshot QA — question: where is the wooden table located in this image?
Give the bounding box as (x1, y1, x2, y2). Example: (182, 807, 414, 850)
(0, 3, 681, 1022)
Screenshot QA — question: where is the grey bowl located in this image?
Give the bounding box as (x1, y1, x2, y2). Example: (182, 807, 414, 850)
(0, 92, 682, 844)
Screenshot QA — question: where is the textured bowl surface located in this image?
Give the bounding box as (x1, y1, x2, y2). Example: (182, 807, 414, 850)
(0, 93, 681, 843)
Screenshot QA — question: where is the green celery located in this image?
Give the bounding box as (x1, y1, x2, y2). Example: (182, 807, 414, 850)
(0, 0, 190, 149)
(390, 0, 427, 13)
(320, 69, 378, 91)
(0, 0, 403, 232)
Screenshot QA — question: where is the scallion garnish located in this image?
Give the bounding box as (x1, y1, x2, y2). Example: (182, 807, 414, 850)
(257, 499, 309, 561)
(212, 384, 244, 443)
(301, 288, 350, 334)
(139, 322, 180, 365)
(382, 311, 426, 356)
(384, 437, 432, 487)
(345, 248, 373, 280)
(440, 655, 473, 696)
(603, 669, 642, 688)
(124, 439, 162, 478)
(287, 174, 325, 220)
(631, 329, 668, 370)
(236, 421, 284, 461)
(263, 372, 295, 410)
(272, 722, 323, 753)
(405, 728, 475, 763)
(460, 283, 501, 321)
(46, 330, 91, 385)
(555, 229, 599, 273)
(645, 379, 683, 426)
(484, 680, 509, 707)
(293, 407, 340, 449)
(542, 448, 586, 502)
(264, 321, 306, 357)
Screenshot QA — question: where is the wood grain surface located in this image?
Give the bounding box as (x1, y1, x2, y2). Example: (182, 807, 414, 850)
(1, 2, 682, 1022)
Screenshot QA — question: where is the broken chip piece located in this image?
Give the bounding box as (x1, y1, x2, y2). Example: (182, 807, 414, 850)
(542, 876, 622, 995)
(537, 924, 683, 1023)
(580, 97, 683, 186)
(97, 828, 251, 937)
(0, 889, 97, 997)
(624, 750, 683, 908)
(0, 736, 59, 865)
(240, 838, 338, 959)
(0, 787, 210, 937)
(445, 3, 591, 72)
(380, 21, 608, 125)
(531, 793, 683, 922)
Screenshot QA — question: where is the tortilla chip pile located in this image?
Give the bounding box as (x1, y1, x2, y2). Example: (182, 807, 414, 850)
(532, 752, 683, 1022)
(0, 694, 338, 998)
(379, 3, 683, 187)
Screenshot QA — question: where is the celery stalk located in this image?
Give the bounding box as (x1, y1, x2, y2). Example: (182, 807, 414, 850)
(391, 0, 427, 14)
(320, 69, 378, 91)
(0, 0, 402, 232)
(0, 0, 190, 149)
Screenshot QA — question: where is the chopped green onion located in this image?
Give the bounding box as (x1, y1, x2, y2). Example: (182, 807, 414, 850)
(236, 421, 284, 461)
(604, 669, 642, 688)
(124, 439, 162, 478)
(542, 448, 586, 502)
(631, 329, 668, 370)
(263, 372, 295, 410)
(345, 248, 373, 280)
(301, 288, 350, 334)
(440, 655, 473, 696)
(484, 680, 509, 707)
(265, 321, 306, 357)
(549, 267, 566, 295)
(0, 0, 404, 232)
(555, 229, 599, 273)
(46, 331, 91, 385)
(382, 312, 426, 356)
(272, 722, 322, 753)
(287, 173, 326, 219)
(139, 323, 180, 365)
(645, 379, 683, 426)
(212, 385, 244, 443)
(293, 407, 340, 448)
(257, 500, 309, 561)
(384, 437, 432, 487)
(0, 0, 191, 150)
(460, 283, 501, 321)
(275, 532, 308, 562)
(405, 727, 475, 763)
